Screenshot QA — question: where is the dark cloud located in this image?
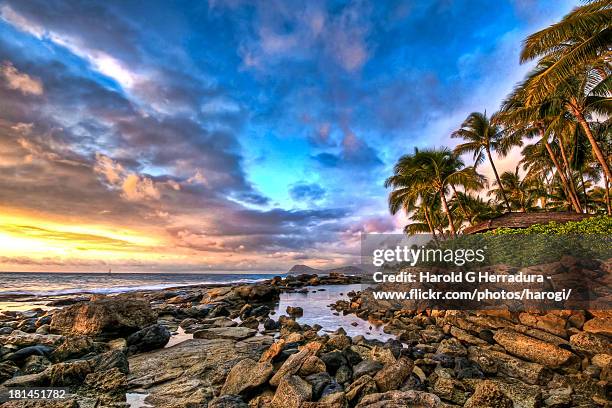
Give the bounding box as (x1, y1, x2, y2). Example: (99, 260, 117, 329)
(289, 182, 325, 202)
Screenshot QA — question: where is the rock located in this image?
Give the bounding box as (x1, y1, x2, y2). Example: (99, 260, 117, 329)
(543, 387, 572, 408)
(298, 355, 326, 376)
(370, 346, 396, 365)
(570, 332, 611, 354)
(239, 316, 259, 330)
(335, 364, 352, 384)
(259, 339, 285, 362)
(220, 358, 273, 396)
(305, 372, 333, 399)
(0, 331, 64, 348)
(0, 361, 18, 382)
(50, 296, 157, 339)
(345, 375, 378, 403)
(263, 318, 278, 331)
(193, 327, 256, 341)
(126, 324, 171, 353)
(373, 357, 413, 392)
(5, 345, 54, 363)
(355, 390, 443, 408)
(0, 400, 78, 408)
(232, 284, 279, 302)
(46, 359, 93, 386)
(271, 375, 312, 408)
(128, 337, 273, 407)
(464, 380, 512, 408)
(83, 366, 127, 396)
(326, 334, 351, 351)
(468, 346, 548, 385)
(352, 359, 383, 379)
(251, 305, 271, 318)
(269, 342, 321, 386)
(436, 338, 467, 357)
(21, 355, 51, 374)
(286, 306, 304, 317)
(212, 317, 239, 327)
(50, 336, 95, 361)
(320, 351, 348, 374)
(432, 376, 467, 405)
(107, 338, 127, 352)
(209, 395, 249, 408)
(493, 329, 576, 368)
(518, 313, 568, 338)
(93, 350, 129, 374)
(583, 317, 612, 337)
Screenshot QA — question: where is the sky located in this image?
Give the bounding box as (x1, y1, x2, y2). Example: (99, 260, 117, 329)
(0, 0, 577, 272)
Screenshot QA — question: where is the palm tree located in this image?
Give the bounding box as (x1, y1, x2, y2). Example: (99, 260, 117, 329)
(520, 0, 612, 99)
(452, 112, 518, 212)
(489, 166, 541, 212)
(386, 148, 485, 237)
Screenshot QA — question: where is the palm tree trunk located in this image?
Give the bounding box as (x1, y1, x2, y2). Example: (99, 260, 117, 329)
(541, 133, 582, 213)
(486, 148, 511, 212)
(422, 204, 437, 240)
(579, 173, 588, 213)
(572, 108, 612, 182)
(450, 185, 471, 226)
(605, 173, 611, 216)
(557, 138, 583, 212)
(439, 189, 456, 237)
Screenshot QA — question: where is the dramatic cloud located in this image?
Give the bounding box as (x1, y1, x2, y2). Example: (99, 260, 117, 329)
(0, 0, 577, 271)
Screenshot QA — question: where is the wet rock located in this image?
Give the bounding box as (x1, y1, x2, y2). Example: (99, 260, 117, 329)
(570, 332, 611, 354)
(50, 336, 94, 361)
(50, 296, 157, 339)
(251, 305, 271, 318)
(232, 284, 279, 302)
(209, 395, 249, 408)
(373, 357, 413, 392)
(220, 358, 273, 396)
(271, 375, 312, 408)
(464, 380, 512, 408)
(352, 359, 383, 380)
(326, 334, 351, 351)
(263, 318, 278, 331)
(126, 324, 171, 353)
(193, 327, 256, 341)
(355, 390, 443, 408)
(286, 306, 304, 317)
(494, 329, 576, 368)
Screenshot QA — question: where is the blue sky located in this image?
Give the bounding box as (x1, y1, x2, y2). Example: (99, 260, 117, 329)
(0, 0, 577, 271)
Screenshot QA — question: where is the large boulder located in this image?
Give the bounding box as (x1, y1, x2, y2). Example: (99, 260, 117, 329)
(220, 358, 274, 396)
(50, 296, 157, 339)
(463, 380, 512, 408)
(493, 329, 576, 368)
(373, 357, 413, 392)
(126, 324, 171, 353)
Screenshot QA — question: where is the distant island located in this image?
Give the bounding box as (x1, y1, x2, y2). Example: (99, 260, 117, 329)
(287, 264, 366, 275)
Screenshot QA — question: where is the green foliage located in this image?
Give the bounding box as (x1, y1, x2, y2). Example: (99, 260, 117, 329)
(485, 215, 612, 235)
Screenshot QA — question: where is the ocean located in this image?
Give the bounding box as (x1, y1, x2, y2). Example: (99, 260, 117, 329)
(0, 272, 281, 297)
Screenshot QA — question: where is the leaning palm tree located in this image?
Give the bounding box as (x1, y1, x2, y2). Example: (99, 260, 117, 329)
(521, 57, 612, 182)
(520, 0, 612, 99)
(452, 112, 518, 212)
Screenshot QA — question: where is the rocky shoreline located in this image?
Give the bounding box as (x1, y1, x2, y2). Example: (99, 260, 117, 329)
(0, 270, 609, 407)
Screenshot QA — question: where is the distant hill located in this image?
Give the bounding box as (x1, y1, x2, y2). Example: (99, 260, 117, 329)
(287, 264, 366, 275)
